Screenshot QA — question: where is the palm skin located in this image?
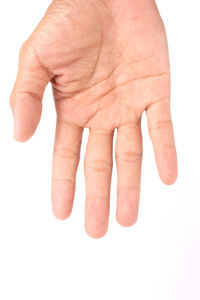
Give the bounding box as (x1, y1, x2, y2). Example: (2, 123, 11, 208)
(10, 0, 177, 238)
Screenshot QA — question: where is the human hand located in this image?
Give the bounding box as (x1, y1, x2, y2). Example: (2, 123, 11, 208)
(10, 0, 177, 238)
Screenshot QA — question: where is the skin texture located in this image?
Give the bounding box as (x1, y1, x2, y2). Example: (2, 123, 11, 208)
(10, 0, 178, 238)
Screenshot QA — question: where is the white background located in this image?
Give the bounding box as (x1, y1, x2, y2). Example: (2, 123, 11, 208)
(0, 0, 200, 299)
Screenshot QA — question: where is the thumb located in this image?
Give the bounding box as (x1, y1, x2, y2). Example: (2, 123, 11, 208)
(10, 42, 51, 142)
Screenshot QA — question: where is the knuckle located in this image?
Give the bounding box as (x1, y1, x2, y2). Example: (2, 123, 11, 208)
(53, 147, 80, 160)
(116, 151, 142, 164)
(16, 90, 42, 102)
(52, 177, 75, 185)
(84, 159, 112, 172)
(118, 185, 140, 190)
(86, 196, 109, 202)
(19, 40, 29, 57)
(149, 119, 172, 131)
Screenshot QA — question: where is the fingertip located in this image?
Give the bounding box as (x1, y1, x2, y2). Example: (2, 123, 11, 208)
(160, 168, 178, 185)
(52, 200, 72, 220)
(84, 197, 109, 239)
(84, 223, 108, 239)
(84, 202, 109, 239)
(13, 128, 34, 143)
(12, 96, 42, 142)
(116, 187, 140, 228)
(51, 182, 74, 221)
(156, 146, 178, 185)
(116, 214, 138, 227)
(52, 207, 72, 221)
(84, 212, 109, 239)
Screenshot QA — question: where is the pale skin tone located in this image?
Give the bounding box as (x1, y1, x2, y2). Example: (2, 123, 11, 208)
(10, 0, 178, 238)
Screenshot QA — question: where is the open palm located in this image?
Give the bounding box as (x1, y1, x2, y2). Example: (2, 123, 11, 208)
(10, 0, 177, 238)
